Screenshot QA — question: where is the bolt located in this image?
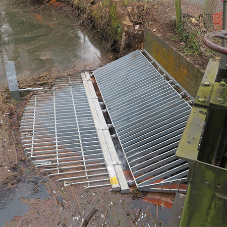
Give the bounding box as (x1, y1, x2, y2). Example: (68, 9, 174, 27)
(217, 98, 225, 103)
(220, 81, 226, 87)
(204, 82, 210, 86)
(199, 98, 205, 103)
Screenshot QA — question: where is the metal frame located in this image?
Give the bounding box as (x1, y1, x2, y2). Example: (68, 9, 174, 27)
(93, 50, 191, 193)
(20, 75, 110, 189)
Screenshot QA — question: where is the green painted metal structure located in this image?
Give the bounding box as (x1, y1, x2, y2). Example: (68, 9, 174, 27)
(176, 60, 227, 226)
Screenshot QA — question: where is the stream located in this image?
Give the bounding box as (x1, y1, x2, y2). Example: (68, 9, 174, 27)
(0, 0, 108, 86)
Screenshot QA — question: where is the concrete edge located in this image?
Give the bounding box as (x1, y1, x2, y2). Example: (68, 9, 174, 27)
(82, 72, 129, 193)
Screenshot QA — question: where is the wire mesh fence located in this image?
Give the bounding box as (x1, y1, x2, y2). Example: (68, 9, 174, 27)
(150, 0, 224, 32)
(132, 0, 225, 61)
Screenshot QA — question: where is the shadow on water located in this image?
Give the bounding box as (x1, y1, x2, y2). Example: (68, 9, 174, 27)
(0, 1, 107, 85)
(0, 177, 49, 226)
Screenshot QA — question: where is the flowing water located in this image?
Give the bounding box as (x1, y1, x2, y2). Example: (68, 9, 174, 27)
(0, 0, 107, 86)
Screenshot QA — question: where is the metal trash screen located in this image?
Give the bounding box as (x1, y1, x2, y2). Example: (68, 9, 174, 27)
(93, 50, 191, 193)
(20, 76, 110, 188)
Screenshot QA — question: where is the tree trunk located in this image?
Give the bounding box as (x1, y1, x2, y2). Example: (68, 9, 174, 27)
(175, 0, 181, 26)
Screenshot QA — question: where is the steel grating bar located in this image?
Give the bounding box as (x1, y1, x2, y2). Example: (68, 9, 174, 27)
(20, 75, 110, 189)
(138, 162, 189, 187)
(131, 148, 177, 172)
(129, 141, 179, 166)
(116, 101, 188, 135)
(121, 115, 189, 144)
(93, 50, 192, 193)
(137, 178, 188, 192)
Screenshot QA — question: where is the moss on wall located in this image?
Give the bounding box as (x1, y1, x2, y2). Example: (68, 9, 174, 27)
(144, 26, 203, 97)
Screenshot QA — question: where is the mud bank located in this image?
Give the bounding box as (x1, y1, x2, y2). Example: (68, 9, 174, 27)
(47, 0, 151, 53)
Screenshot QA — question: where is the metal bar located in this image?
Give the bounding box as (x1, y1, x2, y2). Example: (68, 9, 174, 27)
(127, 134, 182, 162)
(53, 90, 59, 174)
(58, 172, 109, 181)
(162, 170, 189, 182)
(223, 0, 227, 46)
(129, 141, 179, 166)
(31, 95, 37, 157)
(131, 148, 177, 172)
(67, 179, 110, 186)
(70, 79, 89, 188)
(125, 128, 184, 155)
(49, 167, 107, 177)
(41, 163, 105, 172)
(138, 162, 188, 186)
(36, 157, 105, 167)
(121, 115, 188, 144)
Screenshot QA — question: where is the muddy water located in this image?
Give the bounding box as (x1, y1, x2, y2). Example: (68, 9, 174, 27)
(0, 177, 49, 226)
(0, 0, 106, 85)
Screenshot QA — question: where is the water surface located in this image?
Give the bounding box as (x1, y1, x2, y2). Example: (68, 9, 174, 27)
(0, 1, 106, 85)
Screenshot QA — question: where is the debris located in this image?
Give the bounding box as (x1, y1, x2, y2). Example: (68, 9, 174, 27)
(102, 210, 108, 227)
(80, 208, 98, 227)
(132, 208, 142, 227)
(70, 187, 82, 215)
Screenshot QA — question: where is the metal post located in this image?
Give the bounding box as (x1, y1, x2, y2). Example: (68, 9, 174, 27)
(5, 61, 20, 101)
(223, 0, 227, 46)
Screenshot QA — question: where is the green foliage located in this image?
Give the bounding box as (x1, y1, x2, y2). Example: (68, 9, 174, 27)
(176, 23, 200, 54)
(110, 3, 122, 41)
(122, 0, 129, 7)
(91, 0, 109, 18)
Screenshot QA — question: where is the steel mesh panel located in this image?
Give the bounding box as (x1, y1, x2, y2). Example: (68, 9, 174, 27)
(20, 75, 110, 188)
(94, 50, 191, 193)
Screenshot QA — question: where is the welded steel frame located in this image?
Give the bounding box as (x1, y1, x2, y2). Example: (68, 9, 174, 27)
(20, 76, 110, 189)
(93, 50, 192, 193)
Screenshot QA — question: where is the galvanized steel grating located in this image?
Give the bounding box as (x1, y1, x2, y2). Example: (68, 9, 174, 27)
(20, 75, 110, 188)
(93, 50, 192, 193)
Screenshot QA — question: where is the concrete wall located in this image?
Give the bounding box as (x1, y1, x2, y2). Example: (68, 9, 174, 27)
(144, 26, 204, 98)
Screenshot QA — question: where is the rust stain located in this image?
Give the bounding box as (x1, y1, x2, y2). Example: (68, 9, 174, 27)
(123, 170, 134, 181)
(36, 14, 42, 21)
(143, 197, 173, 209)
(48, 0, 63, 8)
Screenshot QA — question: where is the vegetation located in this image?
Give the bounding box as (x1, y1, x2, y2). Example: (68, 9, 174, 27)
(110, 3, 122, 41)
(176, 23, 200, 54)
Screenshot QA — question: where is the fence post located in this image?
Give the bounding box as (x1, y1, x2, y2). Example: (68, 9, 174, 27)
(175, 0, 181, 26)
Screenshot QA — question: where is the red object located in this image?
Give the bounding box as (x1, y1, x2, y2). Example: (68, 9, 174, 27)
(213, 12, 223, 31)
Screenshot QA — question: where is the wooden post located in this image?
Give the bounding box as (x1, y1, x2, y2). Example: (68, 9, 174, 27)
(175, 0, 182, 26)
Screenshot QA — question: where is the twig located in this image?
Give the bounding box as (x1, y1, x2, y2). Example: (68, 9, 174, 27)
(21, 188, 35, 198)
(156, 204, 158, 220)
(70, 187, 82, 212)
(132, 208, 142, 227)
(102, 210, 108, 227)
(55, 205, 62, 227)
(80, 208, 98, 227)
